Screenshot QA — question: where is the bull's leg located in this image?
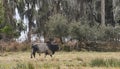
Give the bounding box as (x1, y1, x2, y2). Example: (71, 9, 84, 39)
(44, 52, 48, 58)
(31, 54, 33, 58)
(33, 52, 36, 58)
(45, 50, 51, 58)
(31, 49, 36, 58)
(44, 54, 47, 58)
(52, 51, 55, 54)
(38, 53, 41, 56)
(44, 50, 53, 58)
(48, 50, 53, 57)
(31, 49, 33, 58)
(50, 55, 52, 57)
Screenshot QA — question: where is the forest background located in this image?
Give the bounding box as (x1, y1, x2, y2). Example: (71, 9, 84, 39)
(0, 0, 120, 52)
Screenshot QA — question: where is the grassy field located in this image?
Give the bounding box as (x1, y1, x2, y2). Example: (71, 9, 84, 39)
(0, 51, 120, 69)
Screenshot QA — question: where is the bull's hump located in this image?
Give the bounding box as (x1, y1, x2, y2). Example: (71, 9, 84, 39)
(35, 43, 47, 45)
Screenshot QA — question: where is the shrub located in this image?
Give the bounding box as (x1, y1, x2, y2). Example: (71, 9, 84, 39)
(46, 14, 69, 37)
(0, 41, 30, 52)
(68, 21, 120, 41)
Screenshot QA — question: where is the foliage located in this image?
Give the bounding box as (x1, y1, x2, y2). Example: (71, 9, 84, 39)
(68, 21, 120, 41)
(46, 13, 120, 42)
(1, 25, 13, 35)
(0, 25, 20, 39)
(46, 14, 69, 37)
(68, 21, 96, 40)
(0, 0, 20, 40)
(0, 0, 120, 42)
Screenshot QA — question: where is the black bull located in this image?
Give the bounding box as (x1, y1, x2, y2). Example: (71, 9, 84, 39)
(31, 42, 59, 58)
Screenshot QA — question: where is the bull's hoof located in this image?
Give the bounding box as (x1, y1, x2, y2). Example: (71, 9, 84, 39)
(50, 55, 52, 57)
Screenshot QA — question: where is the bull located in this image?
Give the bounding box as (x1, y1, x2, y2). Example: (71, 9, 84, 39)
(31, 41, 59, 58)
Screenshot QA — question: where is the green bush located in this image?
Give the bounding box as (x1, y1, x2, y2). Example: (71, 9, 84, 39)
(46, 14, 69, 37)
(68, 21, 120, 41)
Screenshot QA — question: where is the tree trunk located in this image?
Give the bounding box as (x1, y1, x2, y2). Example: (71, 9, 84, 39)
(27, 3, 35, 43)
(101, 0, 105, 27)
(27, 24, 32, 43)
(105, 0, 115, 26)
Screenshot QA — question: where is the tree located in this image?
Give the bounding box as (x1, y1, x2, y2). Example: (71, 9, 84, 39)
(0, 0, 4, 26)
(0, 0, 18, 40)
(3, 0, 120, 42)
(46, 14, 69, 43)
(112, 0, 120, 25)
(0, 0, 4, 39)
(2, 0, 16, 29)
(14, 0, 37, 42)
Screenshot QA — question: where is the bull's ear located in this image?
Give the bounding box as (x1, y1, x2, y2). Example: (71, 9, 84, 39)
(46, 41, 50, 44)
(32, 44, 36, 46)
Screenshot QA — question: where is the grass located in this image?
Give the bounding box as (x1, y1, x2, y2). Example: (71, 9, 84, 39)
(0, 51, 120, 69)
(12, 62, 35, 69)
(90, 58, 120, 67)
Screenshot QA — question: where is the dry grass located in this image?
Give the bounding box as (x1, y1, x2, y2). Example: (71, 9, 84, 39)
(0, 51, 120, 69)
(0, 41, 30, 52)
